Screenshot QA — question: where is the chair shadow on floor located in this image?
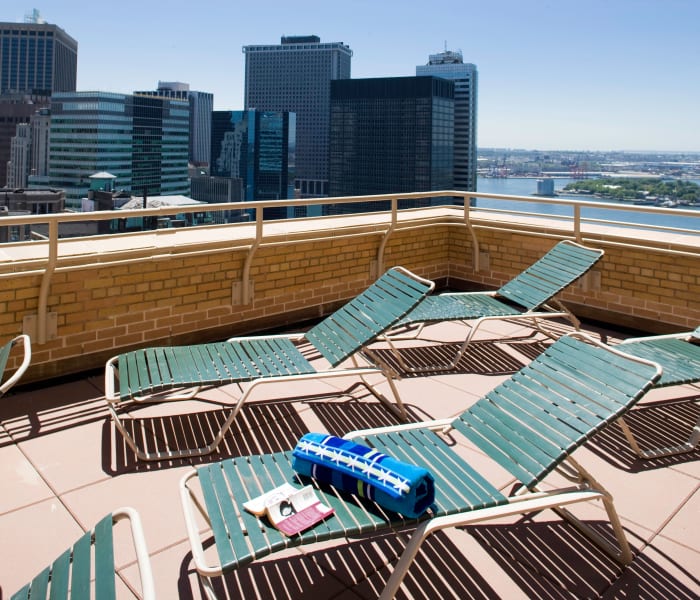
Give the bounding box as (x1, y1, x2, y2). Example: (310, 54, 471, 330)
(177, 529, 504, 600)
(468, 519, 700, 600)
(102, 398, 312, 475)
(102, 390, 426, 475)
(307, 398, 434, 438)
(369, 336, 550, 378)
(586, 395, 700, 472)
(176, 516, 699, 599)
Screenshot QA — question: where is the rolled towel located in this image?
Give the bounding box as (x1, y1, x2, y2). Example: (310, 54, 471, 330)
(292, 432, 435, 519)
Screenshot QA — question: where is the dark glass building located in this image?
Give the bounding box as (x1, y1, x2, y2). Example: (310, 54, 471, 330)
(328, 76, 454, 212)
(0, 21, 77, 95)
(417, 50, 478, 192)
(210, 110, 295, 219)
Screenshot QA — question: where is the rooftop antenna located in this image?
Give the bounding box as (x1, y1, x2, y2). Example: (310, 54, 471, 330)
(25, 9, 45, 23)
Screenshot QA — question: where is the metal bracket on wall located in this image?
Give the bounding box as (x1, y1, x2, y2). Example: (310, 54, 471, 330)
(369, 260, 379, 280)
(23, 312, 58, 342)
(577, 270, 601, 292)
(478, 251, 490, 273)
(232, 281, 254, 305)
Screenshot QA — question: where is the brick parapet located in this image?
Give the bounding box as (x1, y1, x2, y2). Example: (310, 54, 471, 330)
(1, 210, 697, 383)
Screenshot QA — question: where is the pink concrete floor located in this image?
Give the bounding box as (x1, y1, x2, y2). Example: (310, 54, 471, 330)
(1, 320, 698, 599)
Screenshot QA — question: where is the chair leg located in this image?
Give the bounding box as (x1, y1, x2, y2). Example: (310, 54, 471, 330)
(553, 499, 633, 566)
(379, 486, 623, 599)
(351, 353, 408, 420)
(379, 520, 433, 600)
(617, 415, 700, 459)
(200, 576, 219, 600)
(550, 455, 633, 565)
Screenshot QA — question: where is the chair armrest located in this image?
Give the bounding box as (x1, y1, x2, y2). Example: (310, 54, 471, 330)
(343, 417, 456, 441)
(112, 507, 156, 600)
(0, 334, 31, 396)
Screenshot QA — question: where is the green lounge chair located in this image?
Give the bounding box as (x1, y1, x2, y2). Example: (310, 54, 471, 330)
(386, 240, 604, 372)
(0, 334, 31, 396)
(179, 332, 661, 599)
(11, 507, 155, 600)
(615, 326, 700, 458)
(105, 267, 434, 461)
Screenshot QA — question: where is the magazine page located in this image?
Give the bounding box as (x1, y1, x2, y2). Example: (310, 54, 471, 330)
(244, 484, 334, 536)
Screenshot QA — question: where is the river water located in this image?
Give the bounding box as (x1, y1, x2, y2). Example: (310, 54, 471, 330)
(474, 177, 700, 232)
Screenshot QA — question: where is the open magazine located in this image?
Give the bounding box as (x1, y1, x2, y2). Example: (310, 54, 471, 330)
(243, 483, 334, 536)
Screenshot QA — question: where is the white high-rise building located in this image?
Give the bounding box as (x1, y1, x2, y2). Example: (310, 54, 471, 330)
(30, 107, 51, 183)
(243, 35, 352, 198)
(417, 50, 478, 192)
(7, 122, 30, 188)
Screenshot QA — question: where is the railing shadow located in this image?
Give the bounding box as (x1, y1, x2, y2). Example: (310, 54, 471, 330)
(0, 372, 108, 447)
(586, 395, 700, 471)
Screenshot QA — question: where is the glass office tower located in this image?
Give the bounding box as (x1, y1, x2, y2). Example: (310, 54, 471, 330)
(0, 21, 77, 94)
(329, 76, 454, 211)
(243, 35, 351, 199)
(49, 92, 190, 209)
(135, 82, 214, 166)
(417, 50, 478, 192)
(210, 109, 295, 219)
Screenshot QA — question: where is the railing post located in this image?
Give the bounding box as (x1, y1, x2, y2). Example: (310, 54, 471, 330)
(464, 193, 480, 272)
(376, 197, 398, 277)
(37, 219, 59, 344)
(241, 207, 263, 305)
(574, 204, 582, 242)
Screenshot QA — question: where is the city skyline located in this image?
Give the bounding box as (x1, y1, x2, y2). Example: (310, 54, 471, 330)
(2, 0, 698, 153)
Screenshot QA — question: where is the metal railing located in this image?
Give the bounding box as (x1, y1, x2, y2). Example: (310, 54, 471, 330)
(2, 190, 699, 343)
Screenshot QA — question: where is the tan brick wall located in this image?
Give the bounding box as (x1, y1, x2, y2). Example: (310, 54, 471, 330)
(1, 213, 697, 384)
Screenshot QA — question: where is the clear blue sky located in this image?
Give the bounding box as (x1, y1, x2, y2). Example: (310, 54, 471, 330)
(4, 1, 699, 152)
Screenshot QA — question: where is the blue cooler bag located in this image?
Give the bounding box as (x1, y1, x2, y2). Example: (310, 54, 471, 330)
(292, 432, 435, 518)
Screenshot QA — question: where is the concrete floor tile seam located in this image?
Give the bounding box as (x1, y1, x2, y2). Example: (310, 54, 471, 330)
(0, 493, 58, 519)
(643, 482, 700, 548)
(651, 530, 700, 558)
(668, 461, 700, 481)
(5, 433, 66, 500)
(38, 469, 117, 499)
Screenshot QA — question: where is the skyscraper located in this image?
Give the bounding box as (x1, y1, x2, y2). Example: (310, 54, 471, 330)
(29, 107, 51, 183)
(135, 82, 213, 166)
(417, 50, 477, 192)
(0, 93, 50, 186)
(0, 15, 75, 187)
(5, 106, 51, 188)
(329, 76, 454, 209)
(210, 109, 295, 219)
(49, 91, 190, 209)
(243, 35, 352, 199)
(6, 122, 30, 187)
(0, 19, 78, 95)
